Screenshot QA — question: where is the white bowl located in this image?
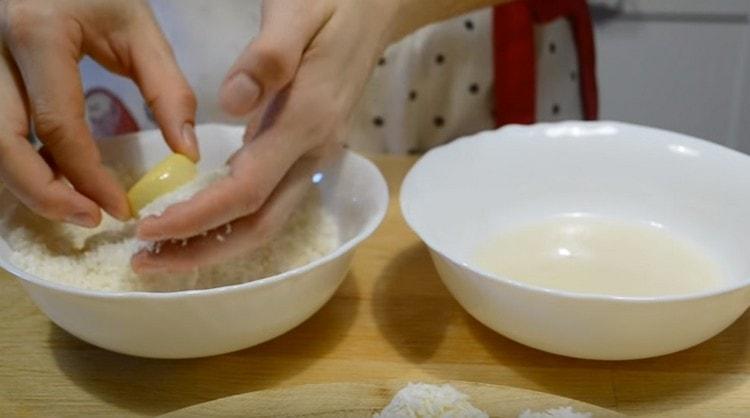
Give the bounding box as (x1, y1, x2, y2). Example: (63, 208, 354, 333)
(401, 121, 750, 360)
(0, 124, 388, 359)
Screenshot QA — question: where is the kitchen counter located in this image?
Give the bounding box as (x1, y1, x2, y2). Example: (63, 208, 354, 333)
(1, 154, 748, 417)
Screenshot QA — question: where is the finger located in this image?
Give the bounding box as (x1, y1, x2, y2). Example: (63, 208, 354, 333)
(135, 133, 307, 241)
(241, 88, 288, 143)
(135, 94, 293, 240)
(0, 47, 100, 227)
(6, 23, 130, 220)
(132, 144, 340, 273)
(132, 204, 281, 273)
(0, 138, 102, 227)
(219, 0, 332, 116)
(136, 110, 337, 242)
(130, 19, 199, 161)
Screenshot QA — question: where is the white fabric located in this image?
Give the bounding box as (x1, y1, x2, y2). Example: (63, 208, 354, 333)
(535, 18, 583, 122)
(80, 1, 584, 154)
(347, 9, 495, 154)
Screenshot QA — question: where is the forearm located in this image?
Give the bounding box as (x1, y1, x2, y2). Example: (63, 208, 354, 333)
(388, 0, 511, 42)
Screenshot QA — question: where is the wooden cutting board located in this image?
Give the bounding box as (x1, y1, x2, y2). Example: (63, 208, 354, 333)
(161, 380, 625, 417)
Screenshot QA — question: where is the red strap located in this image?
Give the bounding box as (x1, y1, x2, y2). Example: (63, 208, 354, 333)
(565, 1, 599, 121)
(492, 2, 536, 126)
(492, 0, 598, 126)
(85, 87, 140, 138)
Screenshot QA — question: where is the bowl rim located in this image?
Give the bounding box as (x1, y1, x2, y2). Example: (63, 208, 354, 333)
(400, 120, 750, 304)
(0, 147, 389, 300)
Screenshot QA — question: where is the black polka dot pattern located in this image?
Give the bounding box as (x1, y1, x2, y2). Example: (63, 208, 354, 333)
(350, 12, 512, 149)
(570, 71, 577, 81)
(552, 104, 560, 115)
(549, 42, 557, 54)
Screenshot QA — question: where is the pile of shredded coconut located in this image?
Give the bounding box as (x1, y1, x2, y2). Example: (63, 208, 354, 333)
(374, 383, 489, 418)
(519, 407, 592, 418)
(2, 167, 339, 292)
(374, 383, 595, 418)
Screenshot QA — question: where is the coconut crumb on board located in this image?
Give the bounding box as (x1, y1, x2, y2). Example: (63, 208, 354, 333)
(375, 383, 595, 418)
(374, 383, 488, 418)
(519, 407, 592, 418)
(2, 166, 339, 293)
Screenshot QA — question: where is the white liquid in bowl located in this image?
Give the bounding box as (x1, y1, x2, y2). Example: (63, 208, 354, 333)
(473, 216, 725, 297)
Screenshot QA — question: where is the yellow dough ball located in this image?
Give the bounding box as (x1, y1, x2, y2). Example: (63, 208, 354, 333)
(127, 154, 197, 216)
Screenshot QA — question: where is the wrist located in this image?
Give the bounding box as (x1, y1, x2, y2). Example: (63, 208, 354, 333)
(385, 0, 436, 44)
(386, 0, 506, 44)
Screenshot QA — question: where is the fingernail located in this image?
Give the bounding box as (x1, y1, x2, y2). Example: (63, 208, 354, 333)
(68, 212, 97, 228)
(110, 196, 132, 222)
(112, 209, 131, 222)
(101, 169, 133, 221)
(220, 72, 260, 115)
(181, 123, 200, 161)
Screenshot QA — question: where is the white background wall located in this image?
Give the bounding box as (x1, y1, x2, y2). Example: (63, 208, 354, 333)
(590, 0, 750, 151)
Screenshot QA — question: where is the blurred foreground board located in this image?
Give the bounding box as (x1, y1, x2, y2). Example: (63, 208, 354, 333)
(160, 381, 623, 418)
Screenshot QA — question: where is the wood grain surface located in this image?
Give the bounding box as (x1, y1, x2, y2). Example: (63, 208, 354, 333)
(0, 154, 748, 417)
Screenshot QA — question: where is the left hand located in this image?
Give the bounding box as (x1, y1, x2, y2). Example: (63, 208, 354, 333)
(132, 0, 399, 272)
(0, 0, 198, 227)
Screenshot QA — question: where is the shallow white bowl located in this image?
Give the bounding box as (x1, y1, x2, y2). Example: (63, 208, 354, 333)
(0, 124, 388, 359)
(401, 121, 750, 360)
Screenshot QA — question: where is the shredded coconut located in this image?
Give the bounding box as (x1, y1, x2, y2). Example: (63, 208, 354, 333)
(376, 384, 596, 418)
(374, 383, 488, 418)
(2, 166, 339, 293)
(519, 407, 592, 418)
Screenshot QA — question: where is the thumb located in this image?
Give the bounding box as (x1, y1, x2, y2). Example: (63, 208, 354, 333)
(219, 0, 332, 117)
(131, 23, 199, 161)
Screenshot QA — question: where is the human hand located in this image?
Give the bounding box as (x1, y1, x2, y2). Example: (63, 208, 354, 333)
(132, 142, 342, 273)
(0, 0, 197, 227)
(133, 0, 400, 272)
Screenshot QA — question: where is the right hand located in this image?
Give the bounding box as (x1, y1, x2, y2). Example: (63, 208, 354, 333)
(133, 0, 399, 272)
(0, 0, 197, 227)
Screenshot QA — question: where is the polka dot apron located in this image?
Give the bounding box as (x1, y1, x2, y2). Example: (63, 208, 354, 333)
(347, 1, 598, 153)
